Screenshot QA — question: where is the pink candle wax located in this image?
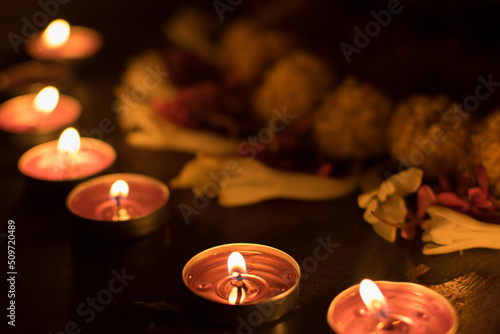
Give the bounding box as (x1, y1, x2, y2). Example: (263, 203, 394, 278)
(327, 281, 458, 334)
(18, 137, 115, 182)
(66, 173, 169, 221)
(26, 26, 103, 61)
(0, 93, 80, 135)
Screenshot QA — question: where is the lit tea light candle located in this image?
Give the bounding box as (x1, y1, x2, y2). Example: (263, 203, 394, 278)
(182, 243, 300, 325)
(327, 280, 458, 334)
(66, 173, 169, 239)
(26, 19, 103, 61)
(108, 180, 132, 221)
(18, 127, 115, 183)
(0, 86, 81, 146)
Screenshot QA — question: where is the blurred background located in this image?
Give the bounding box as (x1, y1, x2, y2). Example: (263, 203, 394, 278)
(1, 0, 499, 107)
(1, 1, 500, 334)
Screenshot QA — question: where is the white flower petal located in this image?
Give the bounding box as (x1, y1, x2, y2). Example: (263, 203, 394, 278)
(358, 190, 377, 208)
(376, 194, 407, 224)
(363, 200, 380, 224)
(390, 168, 423, 197)
(422, 206, 500, 254)
(372, 222, 397, 243)
(377, 180, 395, 201)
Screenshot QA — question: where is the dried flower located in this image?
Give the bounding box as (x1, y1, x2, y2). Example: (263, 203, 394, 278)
(170, 155, 358, 207)
(387, 95, 470, 178)
(358, 168, 423, 242)
(422, 206, 500, 255)
(470, 108, 500, 196)
(416, 165, 500, 224)
(253, 51, 333, 122)
(313, 76, 392, 160)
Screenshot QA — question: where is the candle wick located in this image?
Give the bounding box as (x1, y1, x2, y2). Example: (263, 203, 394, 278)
(235, 286, 243, 305)
(231, 273, 246, 305)
(115, 195, 121, 208)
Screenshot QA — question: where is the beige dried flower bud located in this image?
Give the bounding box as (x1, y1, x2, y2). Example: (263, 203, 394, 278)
(313, 76, 392, 160)
(470, 108, 500, 196)
(253, 51, 333, 122)
(387, 95, 470, 178)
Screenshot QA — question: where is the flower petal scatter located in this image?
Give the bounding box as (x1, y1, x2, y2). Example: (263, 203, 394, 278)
(422, 206, 500, 255)
(358, 168, 423, 242)
(416, 165, 500, 224)
(170, 155, 358, 207)
(313, 76, 392, 160)
(470, 108, 500, 196)
(387, 95, 470, 178)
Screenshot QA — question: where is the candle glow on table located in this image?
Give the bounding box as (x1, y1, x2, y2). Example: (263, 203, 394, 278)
(26, 19, 103, 61)
(0, 86, 81, 135)
(327, 280, 458, 334)
(0, 60, 76, 97)
(66, 173, 169, 238)
(182, 243, 300, 325)
(18, 127, 115, 182)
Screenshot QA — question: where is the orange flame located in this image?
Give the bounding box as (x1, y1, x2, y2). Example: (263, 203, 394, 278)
(360, 279, 387, 315)
(57, 127, 80, 153)
(110, 180, 129, 199)
(33, 86, 59, 115)
(42, 19, 70, 48)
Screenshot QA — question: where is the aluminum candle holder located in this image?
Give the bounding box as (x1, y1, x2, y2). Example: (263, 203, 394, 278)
(182, 243, 301, 326)
(327, 280, 458, 334)
(0, 61, 76, 96)
(66, 173, 170, 239)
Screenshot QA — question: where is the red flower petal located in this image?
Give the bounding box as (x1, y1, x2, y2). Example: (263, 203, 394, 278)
(474, 165, 489, 196)
(437, 192, 470, 211)
(456, 170, 473, 197)
(417, 185, 437, 220)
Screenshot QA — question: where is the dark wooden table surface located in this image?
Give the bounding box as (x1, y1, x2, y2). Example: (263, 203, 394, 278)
(1, 1, 500, 333)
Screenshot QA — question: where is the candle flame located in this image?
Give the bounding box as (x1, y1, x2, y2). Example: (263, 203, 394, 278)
(360, 279, 387, 316)
(110, 180, 129, 199)
(57, 127, 80, 153)
(228, 285, 246, 305)
(33, 86, 59, 114)
(227, 252, 247, 276)
(42, 19, 70, 48)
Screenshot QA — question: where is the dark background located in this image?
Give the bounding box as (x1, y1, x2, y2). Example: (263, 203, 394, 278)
(1, 1, 500, 333)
